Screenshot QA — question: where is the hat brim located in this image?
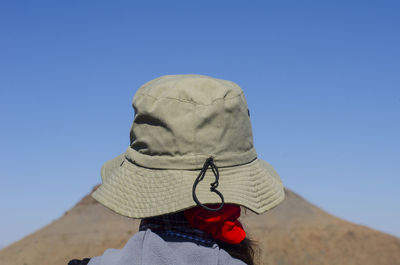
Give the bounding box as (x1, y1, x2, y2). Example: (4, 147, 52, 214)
(92, 154, 285, 218)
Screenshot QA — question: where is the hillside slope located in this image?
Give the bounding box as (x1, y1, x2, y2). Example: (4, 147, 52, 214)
(1, 187, 399, 265)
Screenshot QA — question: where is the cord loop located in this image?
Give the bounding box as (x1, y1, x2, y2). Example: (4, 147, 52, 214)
(192, 157, 225, 211)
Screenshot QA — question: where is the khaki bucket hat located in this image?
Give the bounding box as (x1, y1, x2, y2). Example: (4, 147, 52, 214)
(92, 74, 285, 218)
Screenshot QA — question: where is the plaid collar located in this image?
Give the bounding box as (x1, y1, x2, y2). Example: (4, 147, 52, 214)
(139, 211, 215, 246)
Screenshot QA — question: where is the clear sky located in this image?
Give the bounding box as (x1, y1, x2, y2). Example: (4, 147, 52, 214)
(0, 0, 399, 247)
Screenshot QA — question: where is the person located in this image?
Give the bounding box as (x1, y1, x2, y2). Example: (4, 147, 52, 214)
(68, 75, 285, 265)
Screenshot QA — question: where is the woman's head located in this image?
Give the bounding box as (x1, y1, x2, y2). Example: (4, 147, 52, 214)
(92, 74, 284, 219)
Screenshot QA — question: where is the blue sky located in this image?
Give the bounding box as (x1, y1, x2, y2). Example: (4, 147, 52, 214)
(0, 0, 399, 247)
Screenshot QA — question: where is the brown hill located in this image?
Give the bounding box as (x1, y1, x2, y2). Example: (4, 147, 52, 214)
(1, 186, 399, 265)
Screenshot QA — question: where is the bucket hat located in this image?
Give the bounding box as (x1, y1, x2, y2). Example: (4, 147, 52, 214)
(92, 74, 285, 218)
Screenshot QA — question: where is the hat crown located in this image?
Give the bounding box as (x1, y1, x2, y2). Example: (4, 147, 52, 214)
(127, 75, 257, 169)
(135, 74, 243, 105)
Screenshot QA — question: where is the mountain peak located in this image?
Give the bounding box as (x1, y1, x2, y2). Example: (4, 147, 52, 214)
(1, 186, 399, 265)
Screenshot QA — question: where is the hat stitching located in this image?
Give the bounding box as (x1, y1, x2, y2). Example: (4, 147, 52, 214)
(134, 91, 245, 106)
(96, 180, 283, 214)
(100, 160, 281, 207)
(101, 171, 280, 205)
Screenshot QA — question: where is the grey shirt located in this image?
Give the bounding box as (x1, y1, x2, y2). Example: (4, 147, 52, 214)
(88, 229, 247, 265)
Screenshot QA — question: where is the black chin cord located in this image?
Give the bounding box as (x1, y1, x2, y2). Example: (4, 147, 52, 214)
(192, 157, 225, 211)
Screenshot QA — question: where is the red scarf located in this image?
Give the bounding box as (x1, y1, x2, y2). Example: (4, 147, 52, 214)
(184, 204, 246, 244)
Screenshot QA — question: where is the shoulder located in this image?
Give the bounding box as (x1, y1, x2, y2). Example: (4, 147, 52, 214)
(68, 258, 91, 265)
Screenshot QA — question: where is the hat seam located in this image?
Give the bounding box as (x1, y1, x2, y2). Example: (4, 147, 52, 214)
(123, 152, 258, 170)
(134, 91, 244, 106)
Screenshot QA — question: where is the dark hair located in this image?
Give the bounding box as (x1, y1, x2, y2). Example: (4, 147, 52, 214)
(217, 236, 259, 265)
(140, 209, 259, 264)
